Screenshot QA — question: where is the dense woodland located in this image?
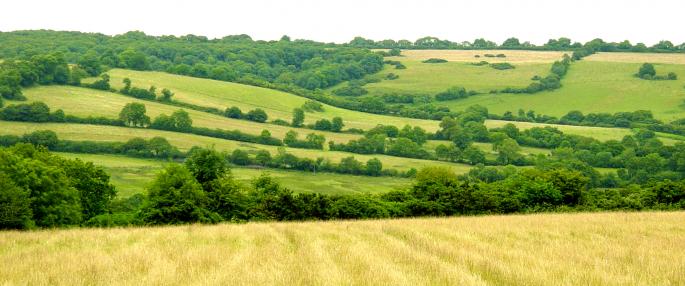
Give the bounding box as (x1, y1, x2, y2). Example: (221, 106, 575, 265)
(1, 30, 685, 229)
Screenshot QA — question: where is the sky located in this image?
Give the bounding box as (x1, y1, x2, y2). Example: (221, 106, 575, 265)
(1, 0, 684, 45)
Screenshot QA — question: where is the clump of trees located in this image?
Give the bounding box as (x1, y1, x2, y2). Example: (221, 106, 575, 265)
(422, 58, 448, 63)
(435, 86, 474, 101)
(490, 63, 515, 70)
(222, 106, 268, 123)
(636, 63, 677, 80)
(119, 102, 150, 127)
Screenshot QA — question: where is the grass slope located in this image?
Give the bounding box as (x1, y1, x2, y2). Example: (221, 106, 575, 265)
(21, 86, 362, 143)
(96, 69, 442, 131)
(440, 61, 685, 121)
(390, 49, 569, 63)
(1, 212, 683, 285)
(362, 61, 551, 95)
(0, 121, 472, 172)
(586, 52, 685, 64)
(58, 153, 411, 197)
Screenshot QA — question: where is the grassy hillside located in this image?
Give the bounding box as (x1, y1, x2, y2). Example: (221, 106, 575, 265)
(586, 52, 685, 64)
(58, 153, 411, 197)
(391, 49, 569, 63)
(362, 61, 551, 95)
(439, 61, 685, 121)
(21, 86, 363, 143)
(97, 69, 442, 131)
(0, 121, 472, 172)
(1, 211, 683, 285)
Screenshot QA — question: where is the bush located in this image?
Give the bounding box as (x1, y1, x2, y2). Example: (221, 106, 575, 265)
(435, 87, 468, 101)
(245, 108, 268, 122)
(225, 106, 243, 118)
(490, 63, 515, 70)
(333, 85, 367, 97)
(302, 100, 324, 112)
(422, 58, 447, 63)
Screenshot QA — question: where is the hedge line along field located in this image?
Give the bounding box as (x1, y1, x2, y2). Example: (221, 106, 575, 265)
(93, 69, 442, 132)
(0, 121, 473, 172)
(441, 61, 685, 121)
(57, 153, 412, 197)
(1, 212, 683, 285)
(362, 60, 552, 95)
(21, 86, 364, 143)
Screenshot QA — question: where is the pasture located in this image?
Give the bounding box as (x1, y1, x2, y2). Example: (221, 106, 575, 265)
(94, 69, 441, 131)
(440, 61, 685, 121)
(362, 61, 551, 95)
(57, 153, 411, 196)
(21, 86, 363, 143)
(585, 52, 685, 64)
(389, 49, 569, 63)
(1, 211, 683, 285)
(0, 121, 473, 172)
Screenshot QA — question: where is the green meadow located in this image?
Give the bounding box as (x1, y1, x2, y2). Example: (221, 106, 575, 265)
(440, 61, 685, 121)
(58, 153, 412, 197)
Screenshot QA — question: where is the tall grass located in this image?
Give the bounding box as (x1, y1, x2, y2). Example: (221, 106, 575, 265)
(1, 211, 683, 285)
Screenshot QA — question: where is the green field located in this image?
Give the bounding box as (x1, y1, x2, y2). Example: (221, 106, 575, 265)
(58, 153, 411, 197)
(0, 121, 473, 172)
(361, 60, 551, 95)
(20, 85, 363, 144)
(440, 61, 685, 121)
(95, 69, 442, 132)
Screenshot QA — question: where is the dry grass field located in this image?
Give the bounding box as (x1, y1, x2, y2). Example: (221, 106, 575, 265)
(1, 211, 683, 285)
(585, 52, 685, 64)
(390, 49, 569, 63)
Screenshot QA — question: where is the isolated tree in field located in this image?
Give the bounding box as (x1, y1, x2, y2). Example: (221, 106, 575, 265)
(331, 117, 344, 132)
(637, 63, 656, 79)
(119, 102, 150, 127)
(171, 110, 192, 131)
(292, 108, 305, 127)
(121, 78, 132, 94)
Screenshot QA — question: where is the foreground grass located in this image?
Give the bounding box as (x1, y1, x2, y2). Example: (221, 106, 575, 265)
(95, 69, 442, 131)
(442, 61, 685, 121)
(0, 121, 472, 172)
(1, 211, 683, 285)
(57, 153, 411, 197)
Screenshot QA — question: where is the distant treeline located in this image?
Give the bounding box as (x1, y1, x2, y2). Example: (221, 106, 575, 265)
(348, 36, 685, 53)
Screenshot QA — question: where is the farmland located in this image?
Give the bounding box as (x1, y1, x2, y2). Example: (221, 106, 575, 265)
(1, 211, 683, 285)
(435, 61, 685, 121)
(57, 153, 411, 197)
(97, 69, 442, 132)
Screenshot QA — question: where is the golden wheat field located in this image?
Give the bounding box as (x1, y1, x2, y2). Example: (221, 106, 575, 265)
(390, 49, 569, 63)
(585, 52, 685, 64)
(1, 211, 683, 286)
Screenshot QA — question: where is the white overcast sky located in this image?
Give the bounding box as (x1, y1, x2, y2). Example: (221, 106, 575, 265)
(1, 0, 683, 45)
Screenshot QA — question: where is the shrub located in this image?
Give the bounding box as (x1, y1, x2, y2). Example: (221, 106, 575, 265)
(245, 108, 268, 122)
(422, 58, 447, 63)
(302, 100, 324, 112)
(490, 63, 515, 70)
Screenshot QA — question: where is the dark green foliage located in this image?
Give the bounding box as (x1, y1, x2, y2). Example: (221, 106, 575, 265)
(160, 88, 174, 102)
(302, 100, 324, 112)
(435, 86, 470, 101)
(0, 172, 33, 229)
(85, 73, 111, 90)
(331, 117, 344, 132)
(151, 109, 193, 131)
(225, 106, 243, 118)
(0, 101, 57, 122)
(313, 119, 332, 131)
(422, 58, 448, 63)
(292, 108, 305, 127)
(245, 108, 268, 123)
(119, 102, 150, 127)
(333, 84, 368, 97)
(490, 63, 515, 70)
(140, 164, 218, 225)
(636, 63, 678, 80)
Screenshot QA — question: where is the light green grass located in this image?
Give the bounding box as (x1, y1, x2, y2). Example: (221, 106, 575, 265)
(361, 60, 551, 95)
(0, 121, 473, 172)
(441, 61, 685, 121)
(57, 153, 411, 197)
(93, 69, 441, 132)
(485, 119, 682, 145)
(20, 85, 362, 144)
